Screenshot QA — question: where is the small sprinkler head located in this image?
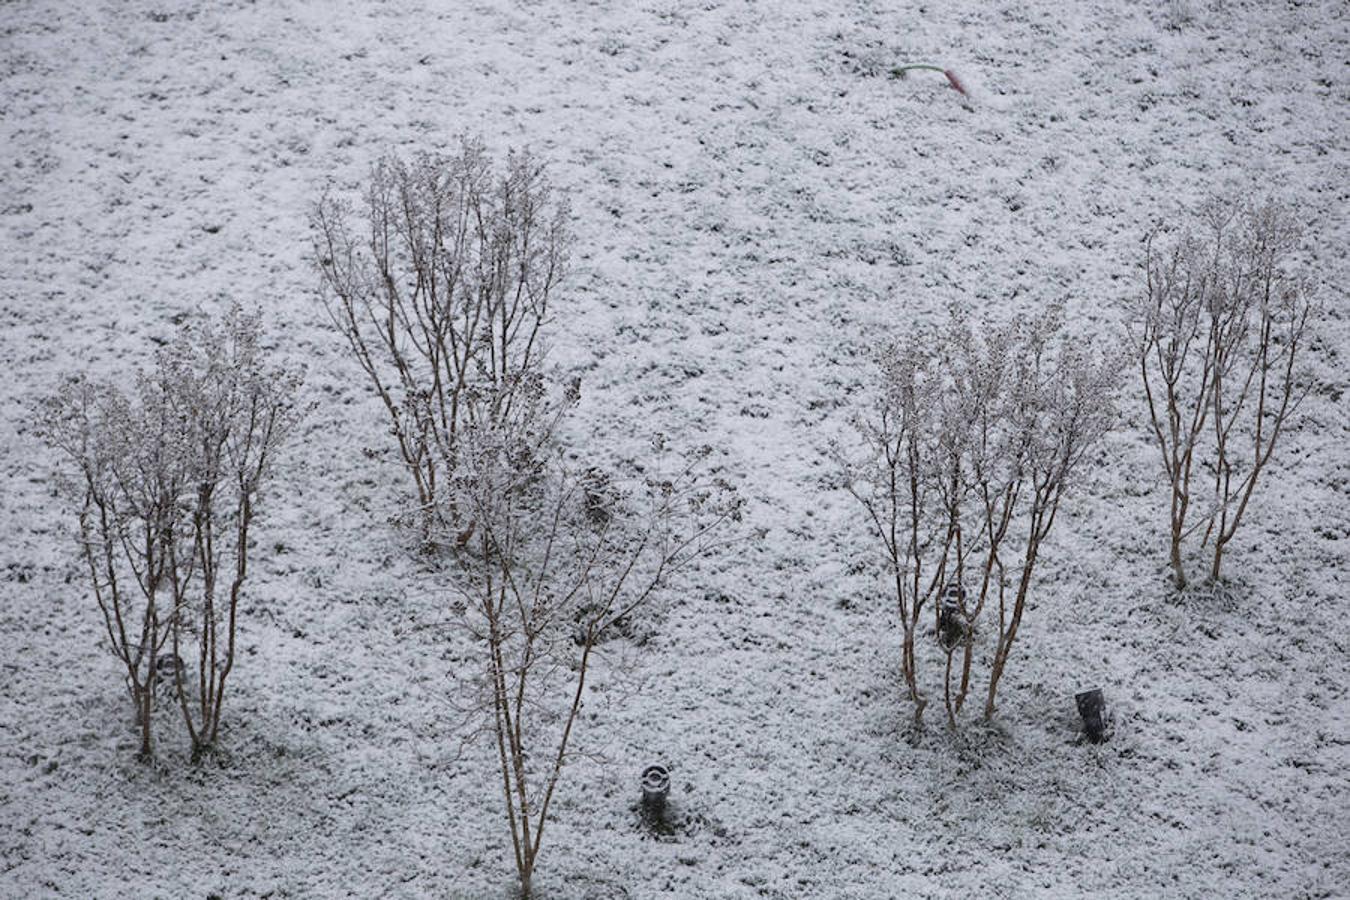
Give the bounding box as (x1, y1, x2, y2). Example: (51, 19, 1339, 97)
(1075, 688, 1108, 744)
(640, 764, 671, 817)
(938, 584, 966, 649)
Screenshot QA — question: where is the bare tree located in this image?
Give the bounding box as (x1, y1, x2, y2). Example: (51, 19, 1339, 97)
(982, 323, 1118, 718)
(40, 378, 185, 759)
(845, 308, 1115, 725)
(450, 384, 739, 898)
(39, 307, 302, 760)
(842, 333, 949, 723)
(1133, 199, 1313, 588)
(1133, 222, 1215, 589)
(931, 317, 1019, 727)
(158, 308, 304, 758)
(312, 138, 570, 541)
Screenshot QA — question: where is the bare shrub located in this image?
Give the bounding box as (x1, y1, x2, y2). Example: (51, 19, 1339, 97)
(40, 307, 303, 760)
(312, 138, 570, 541)
(1132, 198, 1313, 588)
(450, 383, 739, 897)
(843, 308, 1116, 725)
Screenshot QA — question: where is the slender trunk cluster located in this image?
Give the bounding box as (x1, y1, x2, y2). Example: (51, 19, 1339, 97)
(1133, 199, 1312, 589)
(41, 306, 302, 760)
(845, 309, 1116, 726)
(76, 486, 173, 760)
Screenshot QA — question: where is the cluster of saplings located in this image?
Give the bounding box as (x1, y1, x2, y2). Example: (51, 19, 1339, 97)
(40, 138, 1315, 898)
(842, 196, 1312, 728)
(40, 310, 303, 762)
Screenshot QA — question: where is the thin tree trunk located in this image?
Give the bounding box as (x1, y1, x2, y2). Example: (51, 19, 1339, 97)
(137, 685, 153, 761)
(985, 537, 1040, 719)
(1170, 523, 1187, 589)
(1210, 539, 1226, 584)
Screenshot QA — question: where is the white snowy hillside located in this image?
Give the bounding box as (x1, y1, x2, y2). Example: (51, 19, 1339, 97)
(1, 0, 1347, 898)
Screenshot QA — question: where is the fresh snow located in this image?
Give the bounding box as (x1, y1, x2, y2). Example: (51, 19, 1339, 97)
(1, 0, 1347, 897)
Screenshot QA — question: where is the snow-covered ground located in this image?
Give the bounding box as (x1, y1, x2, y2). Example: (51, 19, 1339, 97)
(2, 0, 1347, 896)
